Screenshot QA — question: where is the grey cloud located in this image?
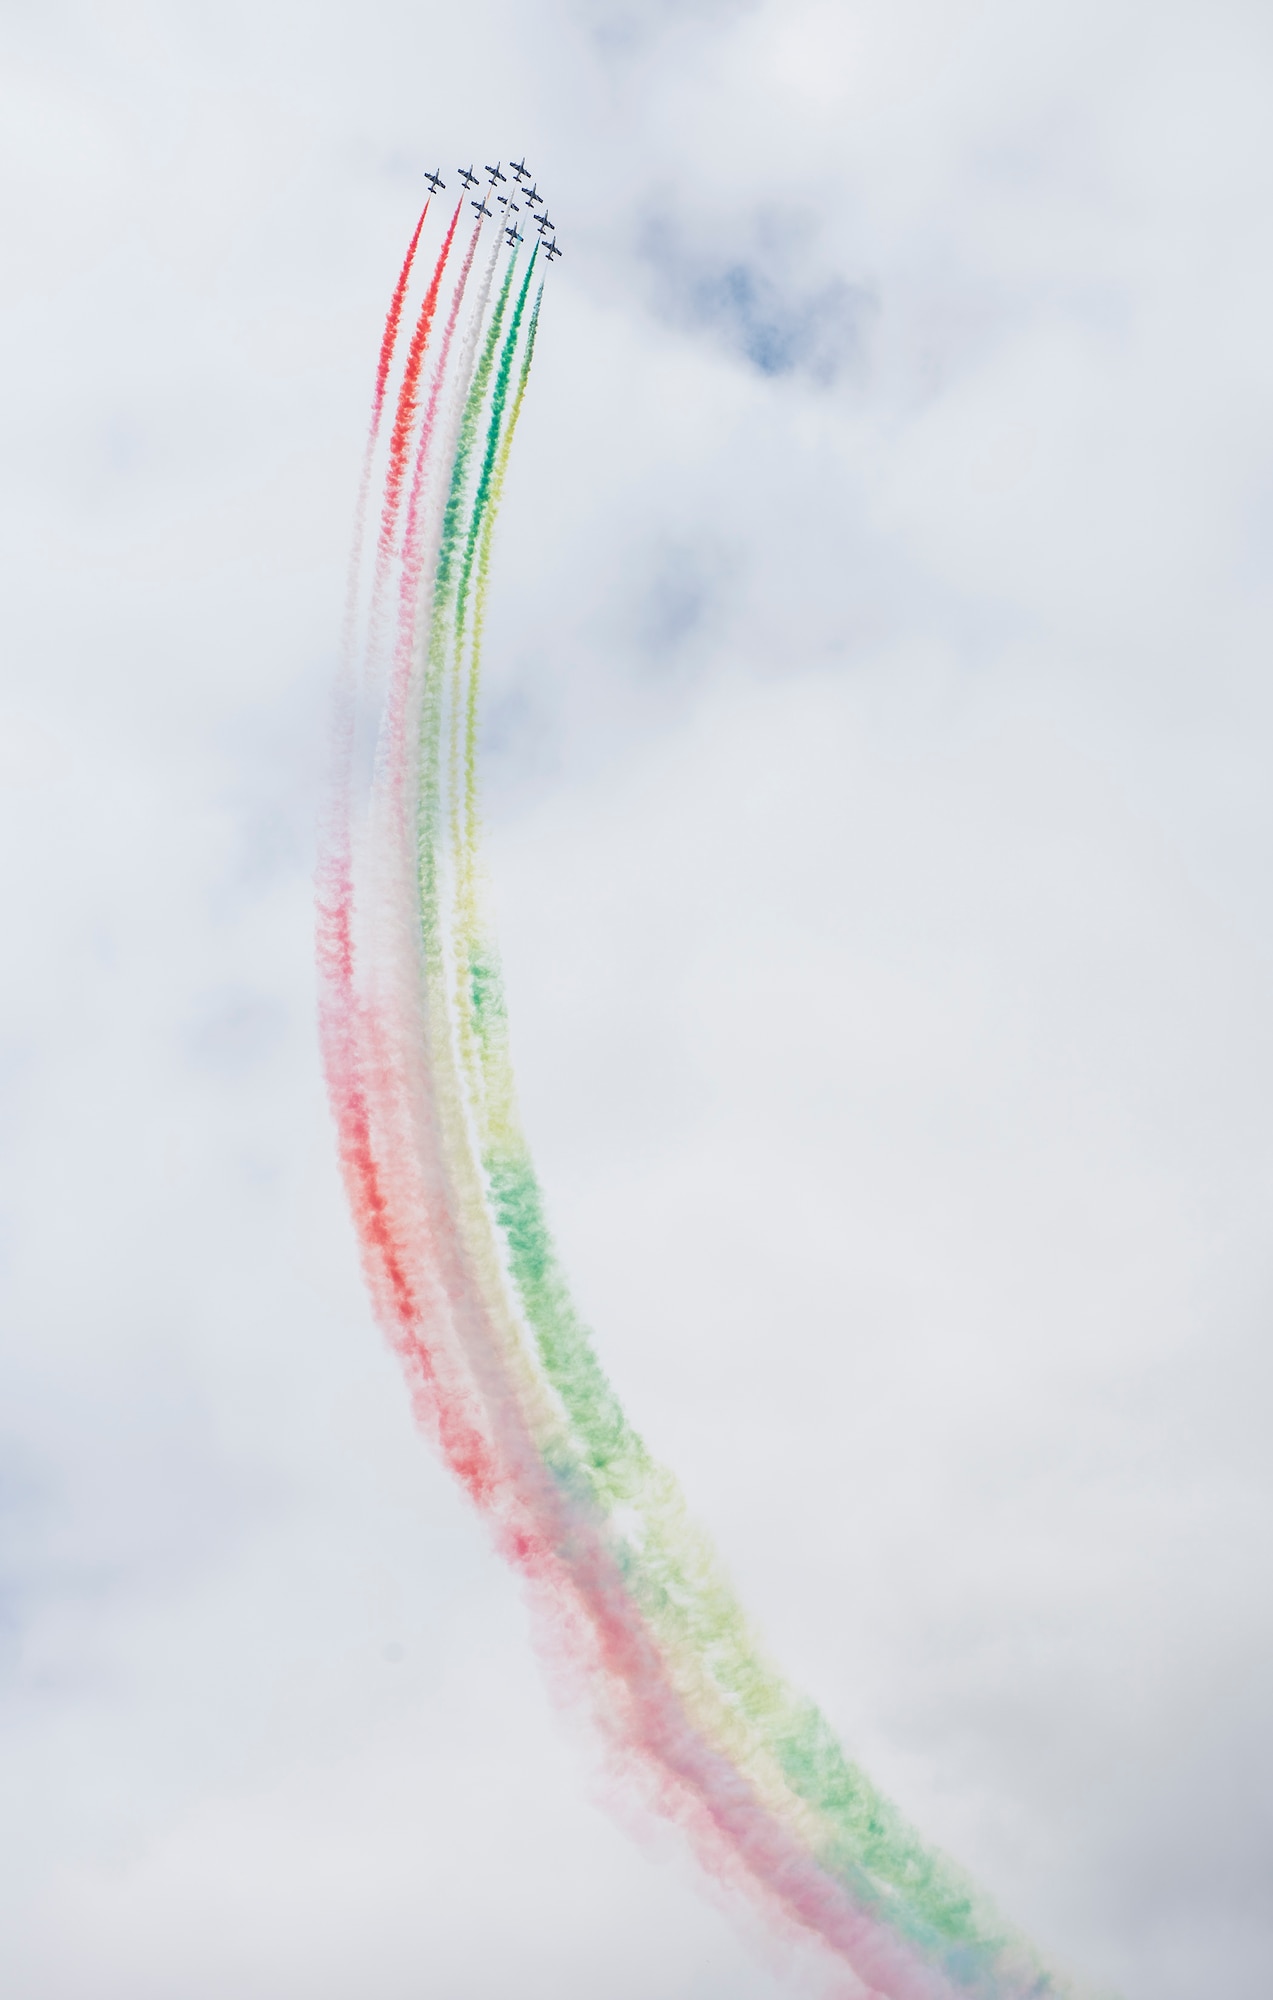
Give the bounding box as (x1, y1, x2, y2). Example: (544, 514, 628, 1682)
(576, 0, 757, 57)
(632, 538, 735, 660)
(639, 211, 874, 383)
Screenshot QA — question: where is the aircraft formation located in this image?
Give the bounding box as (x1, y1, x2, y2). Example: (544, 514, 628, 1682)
(423, 160, 563, 260)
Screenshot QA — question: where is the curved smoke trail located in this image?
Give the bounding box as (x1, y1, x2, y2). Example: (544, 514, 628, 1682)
(318, 184, 1087, 2000)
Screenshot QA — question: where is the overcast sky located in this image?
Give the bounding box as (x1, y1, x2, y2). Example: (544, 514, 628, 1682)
(3, 3, 1273, 1996)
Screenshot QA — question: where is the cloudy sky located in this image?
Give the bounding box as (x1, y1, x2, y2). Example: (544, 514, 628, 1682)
(3, 2, 1273, 1995)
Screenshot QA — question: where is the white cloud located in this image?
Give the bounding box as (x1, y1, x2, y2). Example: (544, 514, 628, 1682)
(3, 2, 1272, 1996)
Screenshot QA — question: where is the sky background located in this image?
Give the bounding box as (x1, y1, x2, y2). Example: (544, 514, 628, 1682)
(3, 2, 1273, 1995)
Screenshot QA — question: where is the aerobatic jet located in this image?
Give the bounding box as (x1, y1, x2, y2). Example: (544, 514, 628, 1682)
(496, 193, 519, 210)
(471, 195, 493, 218)
(458, 165, 479, 187)
(545, 237, 562, 260)
(509, 157, 530, 181)
(424, 168, 446, 193)
(523, 184, 543, 206)
(485, 162, 507, 183)
(536, 213, 554, 234)
(505, 224, 524, 247)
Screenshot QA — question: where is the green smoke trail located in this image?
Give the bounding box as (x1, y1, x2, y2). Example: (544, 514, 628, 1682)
(451, 254, 540, 1093)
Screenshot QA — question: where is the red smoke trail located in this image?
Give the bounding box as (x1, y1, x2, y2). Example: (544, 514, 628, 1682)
(320, 196, 504, 1514)
(337, 200, 431, 687)
(316, 854, 512, 1514)
(382, 217, 484, 795)
(359, 200, 465, 682)
(324, 194, 433, 1025)
(373, 199, 431, 430)
(378, 199, 464, 562)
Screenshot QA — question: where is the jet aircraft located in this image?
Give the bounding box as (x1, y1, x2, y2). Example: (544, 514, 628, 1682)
(536, 213, 554, 234)
(485, 162, 507, 184)
(545, 237, 563, 260)
(509, 157, 530, 181)
(523, 184, 543, 206)
(424, 168, 446, 193)
(458, 165, 479, 188)
(471, 196, 493, 218)
(506, 224, 524, 247)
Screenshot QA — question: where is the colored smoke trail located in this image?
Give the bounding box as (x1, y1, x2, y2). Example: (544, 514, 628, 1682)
(338, 199, 430, 678)
(320, 183, 1091, 2000)
(377, 201, 463, 566)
